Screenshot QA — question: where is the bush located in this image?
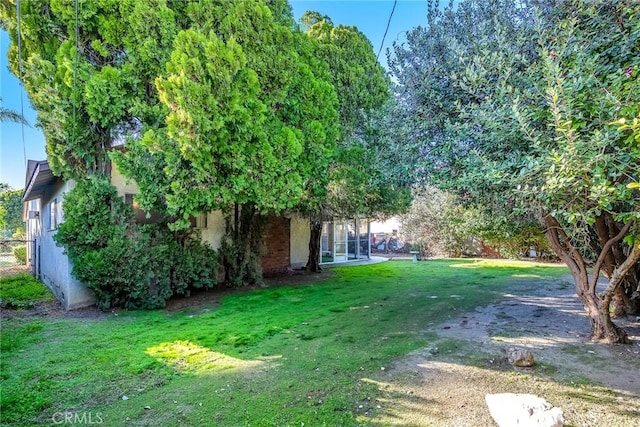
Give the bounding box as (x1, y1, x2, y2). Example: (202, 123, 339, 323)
(12, 228, 26, 240)
(13, 246, 26, 265)
(54, 177, 219, 310)
(400, 186, 480, 257)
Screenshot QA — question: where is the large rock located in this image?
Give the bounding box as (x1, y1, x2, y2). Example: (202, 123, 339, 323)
(485, 393, 564, 427)
(507, 347, 535, 367)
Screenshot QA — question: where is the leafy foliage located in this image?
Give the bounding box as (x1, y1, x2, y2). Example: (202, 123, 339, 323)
(400, 186, 551, 259)
(388, 0, 639, 341)
(114, 1, 340, 229)
(54, 177, 218, 309)
(0, 96, 29, 125)
(400, 186, 474, 257)
(2, 0, 345, 288)
(299, 12, 409, 270)
(0, 186, 24, 236)
(0, 0, 181, 179)
(13, 246, 27, 265)
(301, 12, 399, 218)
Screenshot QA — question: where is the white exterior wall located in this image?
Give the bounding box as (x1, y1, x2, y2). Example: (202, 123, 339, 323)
(24, 199, 40, 269)
(370, 216, 402, 235)
(31, 181, 95, 309)
(110, 165, 139, 197)
(289, 213, 310, 266)
(199, 210, 226, 250)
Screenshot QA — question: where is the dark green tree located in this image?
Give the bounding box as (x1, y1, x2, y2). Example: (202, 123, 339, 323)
(299, 12, 400, 272)
(0, 0, 181, 179)
(2, 0, 345, 289)
(114, 1, 340, 285)
(0, 186, 24, 236)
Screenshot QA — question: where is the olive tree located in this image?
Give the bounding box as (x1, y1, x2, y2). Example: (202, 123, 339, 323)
(388, 0, 639, 342)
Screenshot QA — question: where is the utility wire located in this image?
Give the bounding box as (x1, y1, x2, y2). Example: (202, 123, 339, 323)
(72, 0, 78, 149)
(376, 0, 398, 64)
(16, 0, 27, 167)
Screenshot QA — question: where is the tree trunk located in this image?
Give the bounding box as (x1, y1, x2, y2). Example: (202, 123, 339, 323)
(305, 218, 323, 273)
(594, 214, 640, 316)
(544, 215, 635, 344)
(612, 276, 638, 317)
(221, 203, 266, 287)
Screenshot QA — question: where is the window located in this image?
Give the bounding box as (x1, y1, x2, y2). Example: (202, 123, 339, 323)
(49, 198, 61, 230)
(125, 193, 163, 224)
(190, 213, 208, 229)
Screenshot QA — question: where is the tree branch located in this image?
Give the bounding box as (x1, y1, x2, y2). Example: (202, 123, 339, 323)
(589, 220, 633, 293)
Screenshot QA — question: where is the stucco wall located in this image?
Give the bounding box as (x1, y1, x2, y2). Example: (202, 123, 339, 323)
(24, 199, 40, 269)
(289, 213, 310, 266)
(35, 181, 95, 309)
(199, 210, 226, 250)
(110, 164, 139, 197)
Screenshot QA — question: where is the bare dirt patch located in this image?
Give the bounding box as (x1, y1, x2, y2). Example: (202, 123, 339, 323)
(0, 299, 108, 320)
(164, 268, 334, 312)
(372, 275, 640, 426)
(1, 268, 335, 319)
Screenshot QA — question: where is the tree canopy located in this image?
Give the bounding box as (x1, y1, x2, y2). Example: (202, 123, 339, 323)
(0, 186, 24, 237)
(114, 1, 340, 229)
(1, 0, 360, 288)
(298, 11, 406, 271)
(388, 0, 639, 342)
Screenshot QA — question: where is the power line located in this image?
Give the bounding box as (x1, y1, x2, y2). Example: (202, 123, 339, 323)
(376, 0, 398, 64)
(72, 0, 78, 149)
(16, 0, 27, 167)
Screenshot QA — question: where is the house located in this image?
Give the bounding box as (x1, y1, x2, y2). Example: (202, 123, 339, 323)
(22, 160, 95, 309)
(23, 160, 371, 309)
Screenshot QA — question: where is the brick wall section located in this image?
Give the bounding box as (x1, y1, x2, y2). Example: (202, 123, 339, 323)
(260, 215, 291, 275)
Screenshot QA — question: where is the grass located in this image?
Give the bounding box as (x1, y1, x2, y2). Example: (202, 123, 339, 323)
(0, 259, 568, 426)
(0, 273, 55, 309)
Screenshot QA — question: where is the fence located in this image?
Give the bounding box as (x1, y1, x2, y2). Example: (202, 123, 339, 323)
(0, 239, 35, 278)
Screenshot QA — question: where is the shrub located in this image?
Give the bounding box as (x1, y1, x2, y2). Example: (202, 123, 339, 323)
(400, 186, 480, 257)
(55, 177, 219, 310)
(12, 228, 26, 240)
(13, 246, 26, 265)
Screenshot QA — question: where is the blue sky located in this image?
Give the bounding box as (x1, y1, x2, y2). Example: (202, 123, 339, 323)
(1, 0, 430, 190)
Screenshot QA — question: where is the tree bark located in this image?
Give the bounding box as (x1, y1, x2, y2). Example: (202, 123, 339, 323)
(305, 218, 323, 273)
(544, 214, 633, 343)
(612, 274, 639, 316)
(589, 213, 640, 317)
(221, 203, 266, 287)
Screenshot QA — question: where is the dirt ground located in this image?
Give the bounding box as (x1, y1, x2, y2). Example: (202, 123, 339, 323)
(0, 269, 331, 319)
(372, 274, 640, 427)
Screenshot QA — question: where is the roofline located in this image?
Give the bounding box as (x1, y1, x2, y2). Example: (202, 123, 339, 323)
(22, 160, 53, 202)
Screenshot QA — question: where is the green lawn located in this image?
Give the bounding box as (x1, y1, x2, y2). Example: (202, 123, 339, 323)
(0, 273, 55, 309)
(0, 259, 567, 426)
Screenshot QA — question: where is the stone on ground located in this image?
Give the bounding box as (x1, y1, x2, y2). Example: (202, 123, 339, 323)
(485, 393, 564, 427)
(507, 347, 535, 367)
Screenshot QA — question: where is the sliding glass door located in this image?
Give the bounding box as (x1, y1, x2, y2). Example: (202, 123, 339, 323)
(333, 221, 347, 262)
(320, 218, 369, 264)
